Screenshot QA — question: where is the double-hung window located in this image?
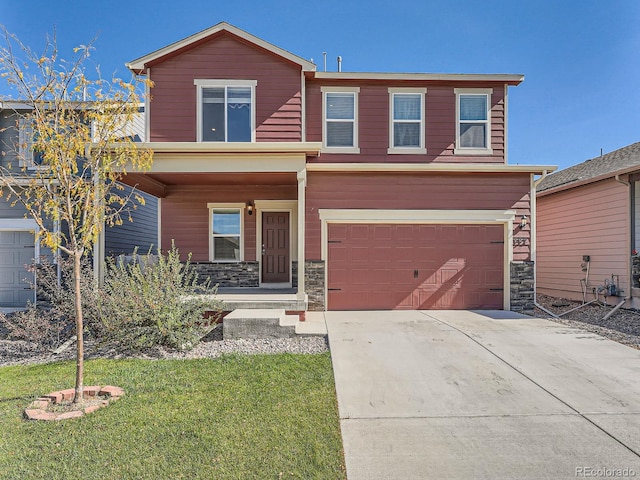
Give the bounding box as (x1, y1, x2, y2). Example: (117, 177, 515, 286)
(209, 204, 244, 262)
(388, 88, 426, 154)
(455, 88, 493, 154)
(321, 86, 359, 153)
(195, 80, 256, 142)
(17, 118, 45, 169)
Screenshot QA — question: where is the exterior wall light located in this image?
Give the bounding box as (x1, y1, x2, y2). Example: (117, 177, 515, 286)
(520, 214, 528, 229)
(247, 202, 254, 216)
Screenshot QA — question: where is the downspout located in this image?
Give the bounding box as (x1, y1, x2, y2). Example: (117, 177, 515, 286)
(615, 174, 633, 304)
(532, 170, 550, 313)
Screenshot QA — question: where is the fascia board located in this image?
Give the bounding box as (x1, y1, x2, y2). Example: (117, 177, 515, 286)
(313, 72, 524, 85)
(306, 163, 557, 175)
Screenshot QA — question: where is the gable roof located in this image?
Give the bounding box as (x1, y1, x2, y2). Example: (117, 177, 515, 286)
(127, 22, 316, 74)
(537, 142, 640, 194)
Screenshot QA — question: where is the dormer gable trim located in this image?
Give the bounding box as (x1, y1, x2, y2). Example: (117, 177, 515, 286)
(127, 22, 316, 74)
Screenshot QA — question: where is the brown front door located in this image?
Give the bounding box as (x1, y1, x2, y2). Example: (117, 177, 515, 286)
(262, 212, 290, 284)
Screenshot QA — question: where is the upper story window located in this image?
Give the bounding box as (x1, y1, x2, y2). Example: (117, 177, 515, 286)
(388, 88, 426, 154)
(455, 88, 493, 155)
(18, 118, 45, 169)
(195, 80, 257, 142)
(321, 86, 359, 153)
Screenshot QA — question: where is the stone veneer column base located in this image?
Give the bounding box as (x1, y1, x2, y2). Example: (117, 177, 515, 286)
(192, 262, 259, 288)
(305, 260, 325, 311)
(510, 261, 535, 313)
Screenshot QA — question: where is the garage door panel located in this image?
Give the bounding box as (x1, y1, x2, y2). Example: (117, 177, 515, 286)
(0, 230, 35, 307)
(328, 223, 504, 311)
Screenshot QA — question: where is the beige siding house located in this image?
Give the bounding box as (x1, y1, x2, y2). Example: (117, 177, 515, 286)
(536, 142, 640, 308)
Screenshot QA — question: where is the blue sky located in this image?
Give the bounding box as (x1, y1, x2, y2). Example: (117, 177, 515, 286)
(2, 0, 639, 171)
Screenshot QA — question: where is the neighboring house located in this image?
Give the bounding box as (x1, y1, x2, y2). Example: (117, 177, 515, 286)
(0, 102, 158, 307)
(120, 21, 554, 312)
(536, 142, 640, 309)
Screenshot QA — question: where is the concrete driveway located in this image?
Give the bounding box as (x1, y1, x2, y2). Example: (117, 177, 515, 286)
(326, 310, 640, 480)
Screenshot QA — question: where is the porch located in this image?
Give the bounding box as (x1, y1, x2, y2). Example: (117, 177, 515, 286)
(214, 286, 306, 311)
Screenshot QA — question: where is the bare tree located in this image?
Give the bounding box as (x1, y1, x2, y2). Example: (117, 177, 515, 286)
(0, 28, 153, 403)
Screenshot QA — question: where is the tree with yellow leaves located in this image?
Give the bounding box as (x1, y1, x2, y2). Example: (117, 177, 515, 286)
(0, 28, 153, 403)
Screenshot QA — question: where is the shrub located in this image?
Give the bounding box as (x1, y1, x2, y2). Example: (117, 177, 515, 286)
(1, 304, 68, 351)
(100, 244, 222, 351)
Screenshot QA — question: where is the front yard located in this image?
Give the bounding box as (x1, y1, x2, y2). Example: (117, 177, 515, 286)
(0, 353, 346, 479)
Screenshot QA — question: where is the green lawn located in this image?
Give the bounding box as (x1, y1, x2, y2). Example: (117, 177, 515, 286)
(0, 354, 345, 479)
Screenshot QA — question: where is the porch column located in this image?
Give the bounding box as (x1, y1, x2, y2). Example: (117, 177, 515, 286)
(297, 169, 306, 301)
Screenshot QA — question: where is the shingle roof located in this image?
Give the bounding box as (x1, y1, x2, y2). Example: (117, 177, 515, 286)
(537, 142, 640, 193)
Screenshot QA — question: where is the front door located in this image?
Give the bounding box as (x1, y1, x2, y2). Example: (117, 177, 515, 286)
(262, 212, 290, 284)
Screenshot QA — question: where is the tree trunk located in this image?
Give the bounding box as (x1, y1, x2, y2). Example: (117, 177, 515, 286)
(73, 251, 84, 404)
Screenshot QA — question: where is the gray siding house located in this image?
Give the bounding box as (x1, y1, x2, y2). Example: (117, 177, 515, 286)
(0, 102, 158, 307)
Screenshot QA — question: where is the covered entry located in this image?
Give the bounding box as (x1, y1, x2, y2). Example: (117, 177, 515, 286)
(326, 220, 507, 311)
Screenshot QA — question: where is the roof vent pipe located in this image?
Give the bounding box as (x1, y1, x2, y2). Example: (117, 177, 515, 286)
(337, 55, 342, 72)
(323, 52, 327, 72)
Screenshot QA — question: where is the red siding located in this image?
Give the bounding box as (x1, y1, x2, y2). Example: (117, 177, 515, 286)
(149, 33, 302, 142)
(305, 81, 506, 164)
(305, 172, 530, 260)
(537, 179, 630, 303)
(161, 184, 296, 261)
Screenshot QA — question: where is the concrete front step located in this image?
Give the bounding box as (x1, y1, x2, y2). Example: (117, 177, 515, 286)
(223, 308, 327, 339)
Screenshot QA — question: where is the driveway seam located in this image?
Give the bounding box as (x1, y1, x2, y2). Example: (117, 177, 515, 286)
(419, 311, 640, 459)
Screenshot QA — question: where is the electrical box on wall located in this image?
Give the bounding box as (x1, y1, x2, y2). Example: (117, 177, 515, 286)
(583, 255, 590, 262)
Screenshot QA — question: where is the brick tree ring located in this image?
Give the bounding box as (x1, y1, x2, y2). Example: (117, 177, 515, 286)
(24, 386, 124, 421)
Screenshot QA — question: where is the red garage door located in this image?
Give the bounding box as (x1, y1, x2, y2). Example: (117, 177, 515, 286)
(327, 224, 504, 310)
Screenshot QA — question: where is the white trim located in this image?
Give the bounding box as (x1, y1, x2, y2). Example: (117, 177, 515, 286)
(157, 197, 162, 251)
(318, 209, 515, 310)
(454, 88, 493, 156)
(207, 203, 246, 262)
(133, 141, 321, 155)
(145, 68, 151, 142)
(195, 80, 257, 143)
(504, 84, 509, 163)
(126, 22, 316, 73)
(301, 71, 307, 142)
(306, 162, 557, 174)
(255, 200, 297, 287)
(296, 170, 306, 301)
(387, 87, 427, 155)
(321, 86, 360, 154)
(313, 72, 524, 83)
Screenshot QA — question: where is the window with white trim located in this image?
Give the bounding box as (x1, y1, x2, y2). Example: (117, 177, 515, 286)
(17, 118, 45, 169)
(321, 87, 359, 153)
(388, 88, 426, 154)
(195, 80, 256, 142)
(455, 88, 493, 154)
(209, 204, 244, 262)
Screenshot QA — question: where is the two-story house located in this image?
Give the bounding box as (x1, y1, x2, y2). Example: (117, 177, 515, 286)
(0, 102, 158, 308)
(121, 22, 555, 312)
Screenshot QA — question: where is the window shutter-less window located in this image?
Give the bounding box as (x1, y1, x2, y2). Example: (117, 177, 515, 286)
(326, 93, 355, 147)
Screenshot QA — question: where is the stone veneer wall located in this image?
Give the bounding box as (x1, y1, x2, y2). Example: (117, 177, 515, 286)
(193, 262, 259, 288)
(510, 261, 535, 313)
(192, 261, 298, 289)
(305, 260, 325, 311)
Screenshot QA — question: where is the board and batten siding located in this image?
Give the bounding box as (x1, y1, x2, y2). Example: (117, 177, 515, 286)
(160, 184, 296, 262)
(104, 186, 158, 256)
(537, 179, 630, 303)
(305, 172, 531, 260)
(305, 82, 506, 164)
(148, 33, 303, 143)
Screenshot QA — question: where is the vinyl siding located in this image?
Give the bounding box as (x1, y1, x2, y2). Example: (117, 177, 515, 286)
(305, 82, 507, 164)
(305, 172, 530, 260)
(148, 33, 303, 143)
(104, 186, 158, 256)
(536, 179, 630, 302)
(160, 184, 296, 262)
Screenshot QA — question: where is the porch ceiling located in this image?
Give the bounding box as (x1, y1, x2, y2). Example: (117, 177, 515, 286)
(120, 172, 298, 197)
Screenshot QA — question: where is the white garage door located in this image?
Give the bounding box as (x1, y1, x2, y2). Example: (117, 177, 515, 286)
(0, 231, 36, 307)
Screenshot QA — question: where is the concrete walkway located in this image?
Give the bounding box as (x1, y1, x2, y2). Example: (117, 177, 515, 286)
(326, 310, 640, 480)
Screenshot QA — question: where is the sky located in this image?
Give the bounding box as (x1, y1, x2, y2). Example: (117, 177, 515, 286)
(2, 0, 639, 172)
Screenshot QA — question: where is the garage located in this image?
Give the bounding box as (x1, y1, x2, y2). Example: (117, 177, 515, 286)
(0, 230, 36, 307)
(327, 223, 505, 310)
